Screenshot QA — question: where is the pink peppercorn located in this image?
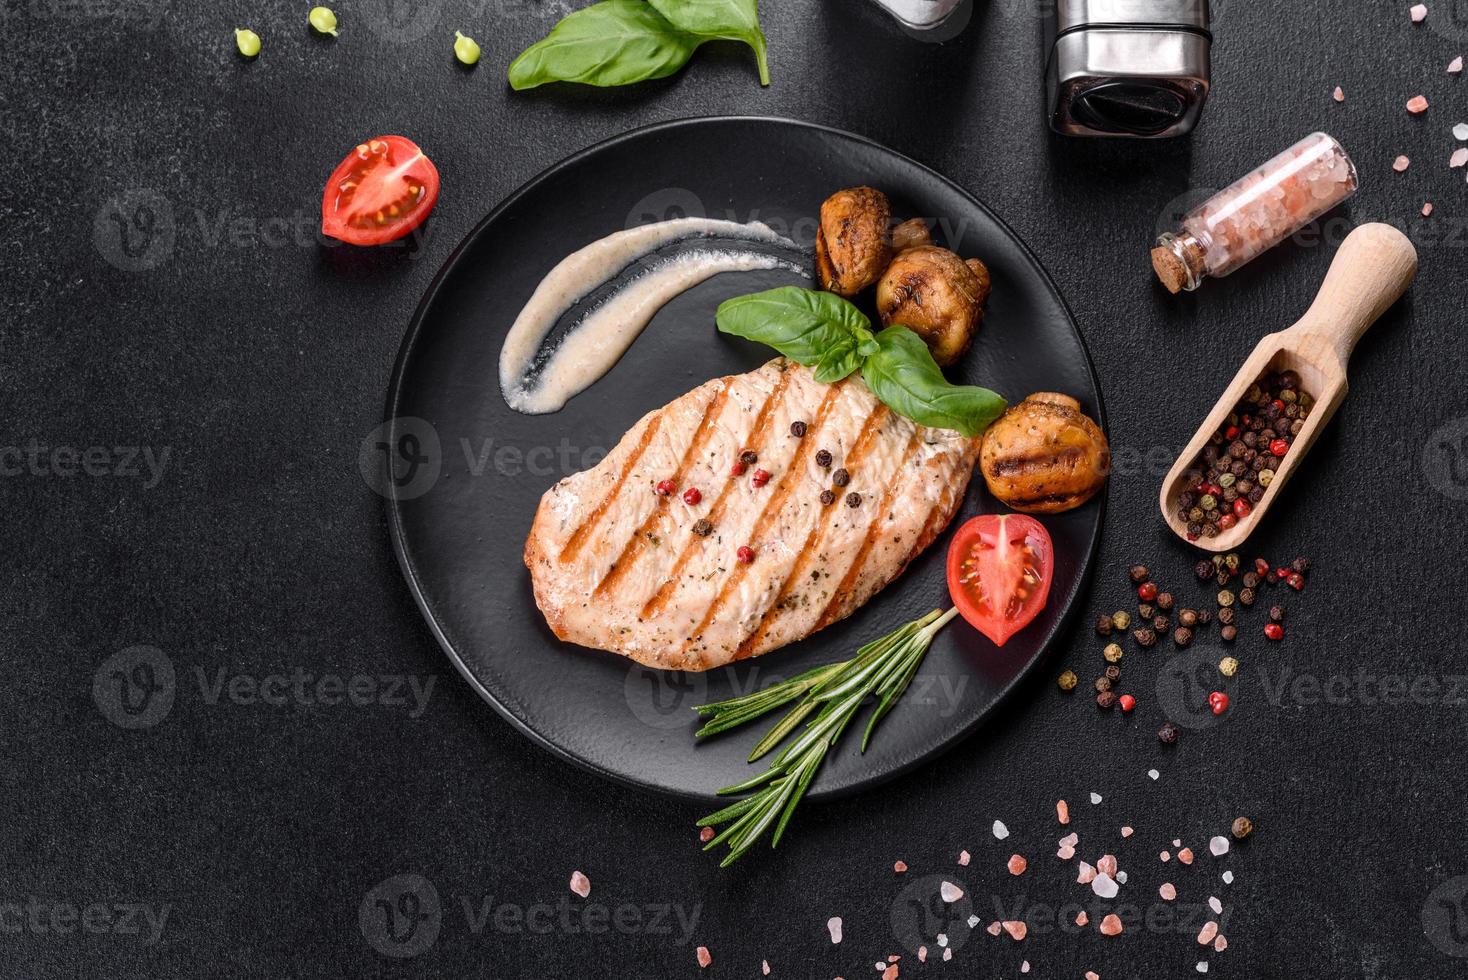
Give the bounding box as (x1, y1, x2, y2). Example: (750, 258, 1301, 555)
(682, 487, 702, 506)
(655, 479, 676, 496)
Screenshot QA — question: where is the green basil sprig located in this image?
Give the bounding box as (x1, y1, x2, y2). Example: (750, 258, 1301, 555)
(715, 287, 1007, 437)
(508, 0, 769, 91)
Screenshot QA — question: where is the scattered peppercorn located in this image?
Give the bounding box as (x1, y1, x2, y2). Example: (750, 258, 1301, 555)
(1291, 557, 1310, 574)
(1174, 627, 1193, 647)
(819, 489, 836, 507)
(1138, 582, 1159, 602)
(1217, 590, 1236, 608)
(1287, 572, 1306, 591)
(1158, 722, 1180, 744)
(1103, 643, 1124, 663)
(1242, 571, 1260, 589)
(692, 519, 713, 537)
(1112, 611, 1131, 631)
(1133, 627, 1158, 648)
(1208, 691, 1229, 715)
(730, 460, 747, 476)
(1238, 587, 1256, 607)
(1118, 693, 1136, 712)
(1264, 622, 1284, 641)
(1104, 664, 1122, 682)
(845, 492, 862, 508)
(1153, 615, 1171, 633)
(1058, 670, 1078, 691)
(832, 468, 850, 487)
(1156, 592, 1175, 611)
(1178, 609, 1199, 629)
(1095, 616, 1114, 636)
(815, 449, 832, 468)
(1220, 625, 1237, 642)
(1216, 606, 1234, 626)
(736, 545, 755, 564)
(739, 449, 758, 465)
(1097, 690, 1118, 709)
(1130, 565, 1150, 583)
(1095, 676, 1113, 693)
(655, 479, 676, 496)
(1231, 816, 1253, 839)
(682, 487, 702, 506)
(1195, 559, 1215, 581)
(1269, 605, 1285, 622)
(1219, 656, 1239, 677)
(789, 420, 808, 438)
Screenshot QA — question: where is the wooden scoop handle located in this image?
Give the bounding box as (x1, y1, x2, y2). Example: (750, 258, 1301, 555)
(1286, 223, 1418, 363)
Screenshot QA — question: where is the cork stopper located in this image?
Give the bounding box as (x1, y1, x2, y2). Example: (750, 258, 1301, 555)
(1152, 245, 1189, 294)
(1151, 234, 1207, 294)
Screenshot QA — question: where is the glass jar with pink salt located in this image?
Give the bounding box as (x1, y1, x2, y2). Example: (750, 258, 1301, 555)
(1152, 132, 1358, 293)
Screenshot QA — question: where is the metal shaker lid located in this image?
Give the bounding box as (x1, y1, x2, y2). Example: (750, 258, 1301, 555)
(1055, 0, 1210, 34)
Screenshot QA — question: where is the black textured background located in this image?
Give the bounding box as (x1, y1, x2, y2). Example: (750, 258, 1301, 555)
(5, 0, 1468, 977)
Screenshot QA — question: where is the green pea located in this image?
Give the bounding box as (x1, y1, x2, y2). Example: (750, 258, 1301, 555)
(309, 6, 339, 36)
(454, 30, 481, 66)
(235, 28, 261, 57)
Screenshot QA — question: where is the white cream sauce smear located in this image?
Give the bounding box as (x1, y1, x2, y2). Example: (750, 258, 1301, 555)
(499, 218, 802, 415)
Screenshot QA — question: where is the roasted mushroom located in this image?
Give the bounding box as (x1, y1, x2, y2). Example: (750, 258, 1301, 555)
(980, 392, 1109, 513)
(891, 217, 932, 252)
(814, 186, 893, 296)
(875, 246, 991, 366)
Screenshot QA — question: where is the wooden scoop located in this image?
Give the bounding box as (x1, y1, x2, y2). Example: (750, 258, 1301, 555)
(1159, 223, 1418, 552)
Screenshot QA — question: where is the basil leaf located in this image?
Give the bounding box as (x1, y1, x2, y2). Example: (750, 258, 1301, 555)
(715, 287, 874, 383)
(860, 327, 1007, 437)
(647, 0, 770, 85)
(508, 0, 704, 91)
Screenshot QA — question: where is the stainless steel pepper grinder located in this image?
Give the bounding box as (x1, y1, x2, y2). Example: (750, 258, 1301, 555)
(1044, 0, 1212, 138)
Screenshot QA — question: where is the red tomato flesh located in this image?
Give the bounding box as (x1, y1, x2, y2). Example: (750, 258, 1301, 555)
(946, 514, 1054, 647)
(321, 135, 440, 246)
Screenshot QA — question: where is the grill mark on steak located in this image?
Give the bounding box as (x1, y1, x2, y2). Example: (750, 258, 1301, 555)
(557, 412, 663, 565)
(639, 366, 793, 621)
(592, 384, 730, 597)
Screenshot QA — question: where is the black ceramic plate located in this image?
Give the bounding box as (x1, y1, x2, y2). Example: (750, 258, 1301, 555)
(384, 117, 1104, 802)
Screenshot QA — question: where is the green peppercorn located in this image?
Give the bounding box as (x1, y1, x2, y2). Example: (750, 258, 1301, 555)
(1217, 590, 1236, 608)
(1058, 670, 1078, 692)
(1111, 611, 1131, 631)
(1259, 469, 1275, 487)
(1200, 494, 1218, 511)
(1224, 553, 1241, 573)
(1218, 472, 1236, 488)
(1103, 643, 1124, 663)
(1219, 656, 1239, 677)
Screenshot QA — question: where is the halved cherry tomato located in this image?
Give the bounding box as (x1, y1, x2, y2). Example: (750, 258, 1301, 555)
(321, 135, 440, 246)
(945, 514, 1054, 647)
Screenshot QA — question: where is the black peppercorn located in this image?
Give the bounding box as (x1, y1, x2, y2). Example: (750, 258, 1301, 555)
(1220, 624, 1237, 642)
(1242, 572, 1260, 589)
(1195, 559, 1215, 581)
(1133, 627, 1158, 648)
(1095, 676, 1112, 693)
(1291, 557, 1311, 574)
(1158, 722, 1180, 744)
(1216, 570, 1231, 587)
(845, 492, 862, 508)
(1174, 627, 1193, 647)
(1156, 592, 1174, 611)
(1217, 606, 1234, 625)
(1239, 587, 1257, 607)
(739, 449, 758, 465)
(819, 490, 836, 507)
(790, 420, 807, 438)
(832, 468, 850, 487)
(1269, 605, 1285, 622)
(1130, 565, 1150, 583)
(1097, 690, 1118, 709)
(815, 449, 832, 468)
(692, 519, 713, 537)
(1265, 570, 1279, 586)
(1104, 664, 1122, 682)
(1178, 609, 1199, 629)
(1095, 615, 1114, 636)
(1153, 615, 1171, 633)
(1196, 608, 1212, 626)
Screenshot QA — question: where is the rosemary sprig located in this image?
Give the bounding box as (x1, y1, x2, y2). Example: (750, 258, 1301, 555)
(693, 607, 959, 865)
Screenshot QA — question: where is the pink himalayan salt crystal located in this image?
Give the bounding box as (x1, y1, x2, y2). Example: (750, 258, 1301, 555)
(882, 965, 898, 980)
(942, 949, 952, 962)
(1077, 861, 1097, 884)
(987, 921, 1003, 937)
(1022, 961, 1031, 973)
(1451, 148, 1468, 168)
(1408, 95, 1430, 114)
(1198, 921, 1219, 945)
(1008, 855, 1029, 876)
(993, 820, 1010, 840)
(696, 946, 712, 968)
(763, 961, 771, 975)
(1173, 840, 1182, 848)
(1099, 914, 1124, 937)
(1209, 836, 1230, 857)
(1161, 851, 1171, 862)
(1178, 848, 1195, 865)
(1333, 86, 1345, 102)
(828, 917, 843, 944)
(1215, 934, 1229, 952)
(1059, 832, 1079, 848)
(888, 954, 900, 962)
(959, 850, 971, 866)
(941, 881, 964, 902)
(1160, 882, 1178, 900)
(1076, 911, 1089, 927)
(1057, 799, 1070, 824)
(1003, 920, 1028, 941)
(1092, 873, 1119, 899)
(1097, 855, 1118, 877)
(1411, 3, 1428, 22)
(1451, 56, 1464, 74)
(893, 860, 908, 873)
(1423, 203, 1435, 216)
(1121, 826, 1134, 838)
(1394, 155, 1412, 172)
(1057, 845, 1076, 860)
(918, 947, 927, 963)
(569, 871, 591, 898)
(1209, 897, 1223, 914)
(1087, 972, 1101, 980)
(699, 826, 715, 843)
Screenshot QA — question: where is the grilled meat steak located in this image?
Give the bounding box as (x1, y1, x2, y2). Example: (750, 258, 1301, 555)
(524, 359, 982, 671)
